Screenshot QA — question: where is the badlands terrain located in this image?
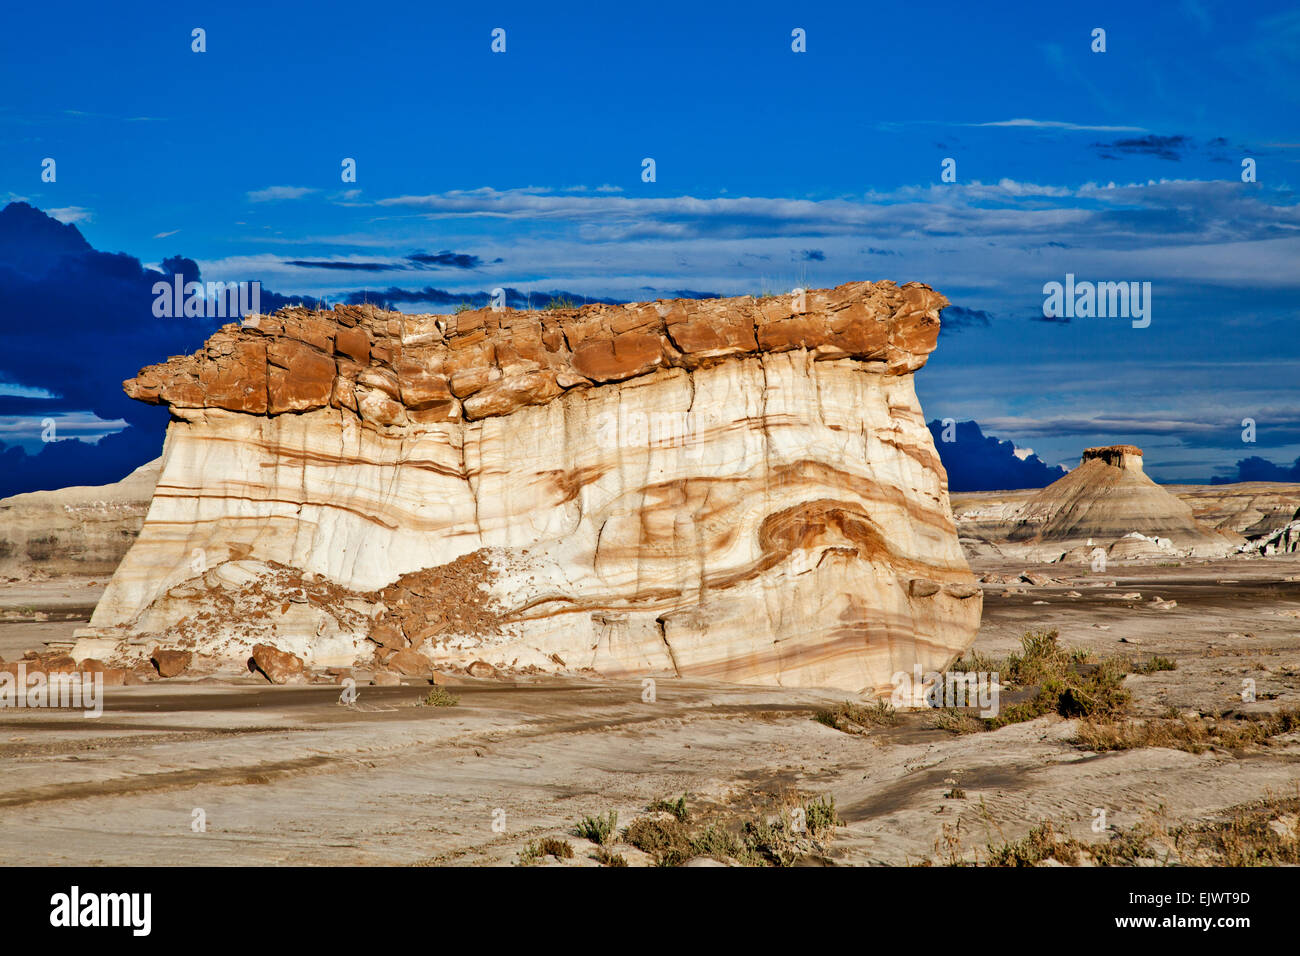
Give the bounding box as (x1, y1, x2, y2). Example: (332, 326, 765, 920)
(2, 546, 1298, 866)
(2, 286, 1299, 866)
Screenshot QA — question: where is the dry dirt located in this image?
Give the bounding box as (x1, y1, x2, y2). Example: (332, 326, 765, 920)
(1, 555, 1298, 866)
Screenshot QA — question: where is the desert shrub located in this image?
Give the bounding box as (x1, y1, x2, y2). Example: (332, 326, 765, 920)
(985, 821, 1080, 867)
(689, 824, 745, 862)
(593, 847, 628, 867)
(804, 795, 840, 837)
(575, 810, 618, 845)
(1132, 656, 1178, 674)
(1003, 628, 1069, 684)
(933, 629, 1132, 734)
(537, 837, 573, 858)
(519, 837, 573, 864)
(419, 686, 459, 707)
(646, 795, 689, 822)
(814, 700, 898, 734)
(623, 816, 693, 866)
(742, 818, 798, 867)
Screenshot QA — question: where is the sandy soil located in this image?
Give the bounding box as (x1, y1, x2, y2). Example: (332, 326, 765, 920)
(1, 556, 1298, 866)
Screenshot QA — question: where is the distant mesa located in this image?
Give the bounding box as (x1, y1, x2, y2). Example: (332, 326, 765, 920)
(956, 442, 1246, 562)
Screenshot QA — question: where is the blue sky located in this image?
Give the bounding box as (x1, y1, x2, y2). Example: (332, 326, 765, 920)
(2, 0, 1299, 484)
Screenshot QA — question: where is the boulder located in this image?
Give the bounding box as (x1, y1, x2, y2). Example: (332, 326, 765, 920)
(466, 660, 499, 679)
(149, 648, 193, 678)
(386, 648, 431, 677)
(249, 644, 305, 685)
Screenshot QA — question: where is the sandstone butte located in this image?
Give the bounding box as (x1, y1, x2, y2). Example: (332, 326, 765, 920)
(73, 281, 982, 696)
(1005, 444, 1244, 559)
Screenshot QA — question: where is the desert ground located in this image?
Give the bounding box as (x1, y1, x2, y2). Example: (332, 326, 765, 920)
(3, 550, 1298, 866)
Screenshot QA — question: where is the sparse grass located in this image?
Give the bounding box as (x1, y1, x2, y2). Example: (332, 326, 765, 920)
(1131, 655, 1178, 674)
(574, 810, 618, 845)
(517, 837, 573, 865)
(814, 700, 898, 734)
(984, 820, 1087, 866)
(646, 795, 690, 823)
(1186, 790, 1300, 865)
(944, 786, 967, 800)
(593, 847, 628, 867)
(930, 707, 984, 734)
(1075, 707, 1300, 754)
(453, 301, 475, 313)
(545, 296, 577, 310)
(517, 843, 542, 866)
(618, 791, 843, 866)
(983, 819, 1158, 867)
(418, 686, 460, 707)
(948, 650, 1000, 673)
(937, 789, 1300, 867)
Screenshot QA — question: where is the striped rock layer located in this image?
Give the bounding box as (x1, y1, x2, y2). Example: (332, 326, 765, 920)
(85, 281, 980, 694)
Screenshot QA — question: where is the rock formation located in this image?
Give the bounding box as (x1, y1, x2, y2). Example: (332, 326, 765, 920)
(1165, 481, 1300, 539)
(1000, 445, 1242, 560)
(74, 281, 980, 694)
(0, 459, 160, 579)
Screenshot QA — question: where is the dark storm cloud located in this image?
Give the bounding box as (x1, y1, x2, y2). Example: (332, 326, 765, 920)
(928, 419, 1068, 492)
(406, 251, 485, 269)
(0, 203, 322, 497)
(284, 259, 402, 272)
(940, 305, 993, 333)
(1092, 134, 1189, 160)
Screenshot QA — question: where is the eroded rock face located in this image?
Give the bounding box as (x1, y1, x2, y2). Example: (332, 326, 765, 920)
(1164, 482, 1300, 538)
(79, 282, 979, 694)
(0, 459, 160, 579)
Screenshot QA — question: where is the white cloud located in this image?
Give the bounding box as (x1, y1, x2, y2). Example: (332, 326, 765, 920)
(246, 185, 317, 202)
(970, 118, 1148, 132)
(47, 206, 93, 224)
